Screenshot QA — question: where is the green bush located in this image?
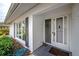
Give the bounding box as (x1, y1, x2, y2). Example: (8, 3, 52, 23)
(0, 36, 13, 56)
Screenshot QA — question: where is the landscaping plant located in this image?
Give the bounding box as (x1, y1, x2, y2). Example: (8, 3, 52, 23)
(0, 36, 13, 56)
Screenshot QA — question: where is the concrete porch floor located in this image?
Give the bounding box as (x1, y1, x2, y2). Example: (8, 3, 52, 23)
(31, 45, 54, 56)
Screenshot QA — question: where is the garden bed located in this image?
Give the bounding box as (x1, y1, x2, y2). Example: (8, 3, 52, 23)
(0, 36, 31, 56)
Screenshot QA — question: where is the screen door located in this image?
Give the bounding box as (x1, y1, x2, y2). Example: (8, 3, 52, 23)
(56, 17, 63, 43)
(51, 16, 69, 51)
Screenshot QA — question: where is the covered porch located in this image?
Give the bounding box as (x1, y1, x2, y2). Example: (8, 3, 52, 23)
(32, 3, 72, 55)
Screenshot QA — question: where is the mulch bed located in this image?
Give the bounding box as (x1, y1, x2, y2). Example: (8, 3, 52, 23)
(12, 39, 32, 56)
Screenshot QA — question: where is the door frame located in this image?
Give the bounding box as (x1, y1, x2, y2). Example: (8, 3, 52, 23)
(44, 15, 70, 51)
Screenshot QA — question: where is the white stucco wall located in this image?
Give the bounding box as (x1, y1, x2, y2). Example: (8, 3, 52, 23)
(71, 4, 79, 56)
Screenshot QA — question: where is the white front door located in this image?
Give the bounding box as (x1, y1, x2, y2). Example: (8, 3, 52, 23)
(51, 16, 69, 51)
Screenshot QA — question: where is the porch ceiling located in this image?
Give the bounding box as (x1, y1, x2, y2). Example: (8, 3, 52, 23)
(34, 3, 71, 16)
(4, 3, 38, 24)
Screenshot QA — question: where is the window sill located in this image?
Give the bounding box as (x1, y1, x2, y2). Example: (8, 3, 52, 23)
(14, 37, 28, 48)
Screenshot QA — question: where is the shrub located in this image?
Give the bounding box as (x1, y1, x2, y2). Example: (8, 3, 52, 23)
(0, 36, 13, 56)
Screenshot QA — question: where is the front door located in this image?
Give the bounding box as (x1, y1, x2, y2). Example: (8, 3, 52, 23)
(45, 19, 51, 43)
(51, 16, 69, 51)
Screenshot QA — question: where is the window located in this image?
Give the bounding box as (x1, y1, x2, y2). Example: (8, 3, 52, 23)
(15, 17, 29, 47)
(15, 20, 27, 41)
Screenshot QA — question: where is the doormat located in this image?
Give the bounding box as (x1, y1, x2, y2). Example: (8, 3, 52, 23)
(49, 47, 72, 56)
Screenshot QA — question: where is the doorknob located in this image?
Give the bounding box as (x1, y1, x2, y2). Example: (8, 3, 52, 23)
(52, 32, 55, 36)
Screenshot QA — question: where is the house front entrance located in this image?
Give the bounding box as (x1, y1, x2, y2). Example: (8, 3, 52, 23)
(45, 16, 69, 51)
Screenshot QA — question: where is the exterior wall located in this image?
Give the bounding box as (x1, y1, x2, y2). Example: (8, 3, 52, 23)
(9, 4, 72, 52)
(28, 16, 33, 52)
(32, 4, 72, 51)
(9, 3, 66, 52)
(9, 23, 14, 37)
(9, 3, 79, 55)
(33, 15, 44, 51)
(31, 4, 79, 56)
(71, 4, 79, 56)
(9, 17, 33, 52)
(42, 4, 72, 51)
(42, 4, 79, 56)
